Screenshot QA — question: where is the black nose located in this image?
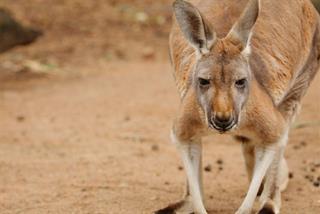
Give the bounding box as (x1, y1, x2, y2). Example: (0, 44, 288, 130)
(212, 115, 234, 130)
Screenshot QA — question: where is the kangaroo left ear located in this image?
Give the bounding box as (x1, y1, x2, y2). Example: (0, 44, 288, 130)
(173, 0, 216, 55)
(226, 0, 259, 50)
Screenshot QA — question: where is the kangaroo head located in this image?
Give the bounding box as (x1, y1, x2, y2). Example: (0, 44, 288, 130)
(173, 0, 259, 132)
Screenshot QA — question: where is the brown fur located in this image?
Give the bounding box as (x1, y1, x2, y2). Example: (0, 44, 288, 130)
(162, 0, 320, 213)
(170, 0, 320, 143)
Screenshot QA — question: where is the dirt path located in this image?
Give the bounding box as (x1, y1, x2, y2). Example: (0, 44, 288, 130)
(0, 61, 319, 214)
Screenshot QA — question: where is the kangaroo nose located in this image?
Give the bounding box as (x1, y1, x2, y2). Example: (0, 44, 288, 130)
(212, 114, 234, 130)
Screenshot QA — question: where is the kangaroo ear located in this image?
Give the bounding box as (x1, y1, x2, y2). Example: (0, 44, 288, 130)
(227, 0, 259, 50)
(173, 0, 216, 54)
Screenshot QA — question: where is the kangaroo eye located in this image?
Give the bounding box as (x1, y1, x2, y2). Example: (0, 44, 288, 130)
(198, 78, 210, 87)
(235, 78, 247, 88)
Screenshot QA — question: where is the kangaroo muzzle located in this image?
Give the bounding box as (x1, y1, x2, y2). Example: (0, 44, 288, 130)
(209, 112, 235, 132)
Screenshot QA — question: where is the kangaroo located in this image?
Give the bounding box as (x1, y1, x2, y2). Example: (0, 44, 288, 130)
(156, 0, 320, 213)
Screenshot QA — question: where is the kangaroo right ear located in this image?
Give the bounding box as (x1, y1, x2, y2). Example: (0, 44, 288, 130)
(226, 0, 259, 51)
(173, 0, 216, 55)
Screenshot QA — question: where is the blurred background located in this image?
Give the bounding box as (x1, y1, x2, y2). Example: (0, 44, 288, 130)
(0, 0, 319, 213)
(0, 0, 172, 82)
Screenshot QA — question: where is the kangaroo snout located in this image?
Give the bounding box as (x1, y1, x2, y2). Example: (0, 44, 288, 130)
(210, 112, 235, 132)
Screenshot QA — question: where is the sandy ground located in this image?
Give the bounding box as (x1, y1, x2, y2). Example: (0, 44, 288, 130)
(0, 0, 319, 213)
(0, 61, 318, 214)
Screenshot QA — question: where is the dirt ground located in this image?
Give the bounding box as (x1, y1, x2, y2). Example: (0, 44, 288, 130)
(0, 0, 319, 214)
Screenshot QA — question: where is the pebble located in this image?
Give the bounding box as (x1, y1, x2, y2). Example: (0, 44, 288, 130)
(123, 115, 130, 121)
(300, 141, 307, 146)
(216, 159, 223, 165)
(293, 145, 300, 150)
(141, 46, 155, 60)
(305, 175, 313, 181)
(16, 115, 25, 122)
(204, 164, 212, 172)
(151, 144, 159, 151)
(289, 172, 294, 179)
(313, 162, 320, 168)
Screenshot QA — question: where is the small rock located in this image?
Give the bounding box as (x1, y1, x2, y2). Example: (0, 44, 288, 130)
(300, 141, 307, 146)
(123, 115, 130, 121)
(164, 181, 170, 185)
(204, 164, 212, 172)
(308, 175, 314, 182)
(178, 166, 183, 171)
(0, 9, 42, 53)
(313, 181, 320, 187)
(135, 11, 149, 24)
(16, 115, 25, 122)
(218, 166, 223, 171)
(23, 60, 50, 74)
(313, 162, 320, 168)
(115, 49, 126, 60)
(216, 159, 223, 165)
(289, 172, 294, 179)
(293, 145, 300, 150)
(151, 144, 159, 151)
(142, 46, 155, 60)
